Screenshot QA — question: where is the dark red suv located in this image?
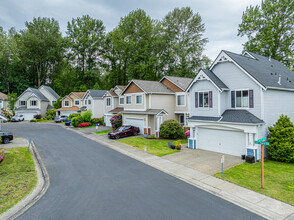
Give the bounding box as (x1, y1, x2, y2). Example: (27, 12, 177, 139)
(108, 125, 140, 139)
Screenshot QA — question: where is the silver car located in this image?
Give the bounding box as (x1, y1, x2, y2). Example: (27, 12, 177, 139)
(54, 115, 68, 123)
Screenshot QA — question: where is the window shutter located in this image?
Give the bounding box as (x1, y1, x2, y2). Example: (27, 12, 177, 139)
(209, 91, 213, 108)
(195, 92, 198, 108)
(231, 91, 235, 108)
(249, 90, 254, 108)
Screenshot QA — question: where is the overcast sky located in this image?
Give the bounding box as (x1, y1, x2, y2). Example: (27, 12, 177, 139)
(0, 0, 261, 60)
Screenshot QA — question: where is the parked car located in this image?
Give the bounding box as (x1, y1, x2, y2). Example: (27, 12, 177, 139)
(0, 131, 13, 144)
(11, 115, 24, 122)
(108, 125, 140, 139)
(54, 115, 68, 123)
(65, 120, 71, 126)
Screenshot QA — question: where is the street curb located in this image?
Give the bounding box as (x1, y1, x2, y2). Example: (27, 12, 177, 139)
(67, 126, 294, 220)
(0, 141, 50, 220)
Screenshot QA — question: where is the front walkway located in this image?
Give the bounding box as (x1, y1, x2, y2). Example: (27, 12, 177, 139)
(162, 146, 243, 175)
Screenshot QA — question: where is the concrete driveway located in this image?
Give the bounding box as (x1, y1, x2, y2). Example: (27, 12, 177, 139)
(162, 146, 243, 175)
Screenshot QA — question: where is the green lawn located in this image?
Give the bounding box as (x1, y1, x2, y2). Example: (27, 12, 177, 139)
(0, 147, 37, 214)
(37, 120, 54, 123)
(79, 125, 96, 129)
(93, 130, 110, 135)
(117, 137, 188, 157)
(214, 160, 294, 206)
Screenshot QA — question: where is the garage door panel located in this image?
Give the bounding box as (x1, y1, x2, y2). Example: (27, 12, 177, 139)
(125, 118, 144, 134)
(198, 128, 245, 156)
(17, 112, 38, 120)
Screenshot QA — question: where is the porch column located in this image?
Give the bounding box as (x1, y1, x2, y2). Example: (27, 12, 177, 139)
(184, 113, 187, 126)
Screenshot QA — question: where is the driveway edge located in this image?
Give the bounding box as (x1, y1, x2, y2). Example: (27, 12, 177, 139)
(0, 141, 50, 220)
(68, 127, 294, 220)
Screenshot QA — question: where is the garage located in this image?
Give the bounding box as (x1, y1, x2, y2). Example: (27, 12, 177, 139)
(104, 115, 112, 127)
(17, 112, 39, 120)
(124, 118, 144, 134)
(197, 128, 246, 156)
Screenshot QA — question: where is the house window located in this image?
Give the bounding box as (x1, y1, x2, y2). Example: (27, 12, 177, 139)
(106, 98, 111, 106)
(179, 115, 184, 124)
(136, 95, 142, 105)
(20, 101, 26, 106)
(85, 100, 87, 105)
(126, 95, 132, 104)
(64, 100, 69, 107)
(235, 90, 249, 108)
(199, 92, 209, 108)
(31, 100, 37, 106)
(119, 97, 124, 105)
(74, 100, 80, 106)
(177, 94, 185, 106)
(88, 100, 91, 105)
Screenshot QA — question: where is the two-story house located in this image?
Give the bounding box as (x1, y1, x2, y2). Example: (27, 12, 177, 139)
(0, 92, 9, 109)
(121, 77, 193, 136)
(82, 89, 107, 118)
(56, 92, 86, 116)
(187, 50, 294, 160)
(15, 85, 59, 120)
(103, 85, 126, 126)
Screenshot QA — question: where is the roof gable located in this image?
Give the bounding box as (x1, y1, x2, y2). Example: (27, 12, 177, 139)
(160, 76, 193, 92)
(0, 92, 8, 100)
(122, 81, 144, 94)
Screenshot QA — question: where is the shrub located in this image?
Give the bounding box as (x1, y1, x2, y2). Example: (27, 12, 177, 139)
(46, 109, 56, 119)
(91, 116, 105, 126)
(110, 113, 122, 129)
(30, 119, 37, 122)
(34, 114, 41, 119)
(150, 134, 155, 139)
(78, 123, 91, 128)
(81, 110, 92, 122)
(174, 141, 182, 150)
(68, 113, 80, 120)
(71, 116, 83, 127)
(159, 119, 185, 139)
(268, 115, 294, 163)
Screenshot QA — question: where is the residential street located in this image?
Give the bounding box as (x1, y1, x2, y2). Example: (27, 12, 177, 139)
(3, 123, 264, 220)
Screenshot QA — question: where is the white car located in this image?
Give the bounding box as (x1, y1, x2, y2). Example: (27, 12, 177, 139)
(11, 115, 24, 122)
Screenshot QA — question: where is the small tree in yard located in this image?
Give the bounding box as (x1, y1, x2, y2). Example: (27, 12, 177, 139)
(110, 113, 122, 130)
(160, 119, 185, 139)
(268, 115, 294, 163)
(81, 110, 92, 122)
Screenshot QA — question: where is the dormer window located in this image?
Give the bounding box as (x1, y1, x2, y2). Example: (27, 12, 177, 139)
(64, 100, 69, 107)
(31, 100, 37, 106)
(106, 98, 111, 106)
(20, 101, 26, 106)
(199, 92, 209, 108)
(74, 100, 80, 106)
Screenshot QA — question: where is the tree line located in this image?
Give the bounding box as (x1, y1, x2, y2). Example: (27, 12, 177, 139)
(0, 0, 293, 97)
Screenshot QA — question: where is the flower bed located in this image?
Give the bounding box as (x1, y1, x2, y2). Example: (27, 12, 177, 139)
(78, 123, 91, 128)
(0, 148, 5, 162)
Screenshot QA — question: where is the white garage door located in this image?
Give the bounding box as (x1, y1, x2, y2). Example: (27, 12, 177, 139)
(21, 112, 38, 120)
(198, 128, 246, 156)
(125, 118, 144, 134)
(105, 115, 112, 127)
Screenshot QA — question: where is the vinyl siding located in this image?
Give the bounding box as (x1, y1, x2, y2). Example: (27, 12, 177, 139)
(92, 99, 104, 118)
(123, 93, 145, 110)
(150, 94, 175, 121)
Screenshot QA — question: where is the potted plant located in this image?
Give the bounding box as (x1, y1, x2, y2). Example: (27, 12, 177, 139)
(174, 141, 182, 150)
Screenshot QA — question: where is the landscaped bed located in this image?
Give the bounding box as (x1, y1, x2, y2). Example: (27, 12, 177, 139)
(117, 137, 188, 157)
(93, 130, 110, 135)
(0, 147, 37, 214)
(214, 160, 294, 206)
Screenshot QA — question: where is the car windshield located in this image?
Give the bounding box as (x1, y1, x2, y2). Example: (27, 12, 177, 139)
(117, 127, 125, 131)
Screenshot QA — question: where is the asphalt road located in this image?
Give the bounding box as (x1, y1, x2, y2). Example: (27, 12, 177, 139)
(3, 122, 264, 220)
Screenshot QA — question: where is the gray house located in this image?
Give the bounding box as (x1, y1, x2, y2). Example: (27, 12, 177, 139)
(15, 86, 59, 120)
(187, 50, 294, 160)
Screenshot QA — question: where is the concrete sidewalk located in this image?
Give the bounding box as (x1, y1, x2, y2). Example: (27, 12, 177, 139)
(67, 127, 294, 220)
(4, 137, 27, 148)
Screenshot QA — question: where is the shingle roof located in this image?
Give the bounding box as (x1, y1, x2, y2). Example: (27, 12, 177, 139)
(29, 88, 49, 101)
(164, 76, 193, 90)
(72, 92, 86, 99)
(109, 107, 124, 113)
(189, 110, 264, 124)
(56, 106, 80, 111)
(116, 85, 126, 91)
(201, 69, 229, 90)
(0, 92, 8, 100)
(41, 86, 59, 99)
(15, 106, 40, 111)
(224, 51, 294, 90)
(88, 90, 107, 98)
(132, 80, 174, 94)
(107, 90, 118, 97)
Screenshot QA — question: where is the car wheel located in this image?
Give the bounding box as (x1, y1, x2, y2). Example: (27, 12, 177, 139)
(115, 134, 120, 139)
(133, 131, 138, 136)
(3, 138, 9, 144)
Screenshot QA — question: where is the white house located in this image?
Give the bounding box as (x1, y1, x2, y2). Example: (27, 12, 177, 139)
(82, 89, 107, 118)
(15, 85, 59, 120)
(187, 50, 294, 160)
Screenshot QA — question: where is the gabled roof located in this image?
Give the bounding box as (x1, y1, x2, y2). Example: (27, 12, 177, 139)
(72, 92, 86, 99)
(216, 50, 294, 91)
(29, 88, 49, 101)
(56, 106, 80, 111)
(109, 107, 124, 113)
(189, 110, 264, 125)
(86, 90, 107, 99)
(40, 85, 59, 99)
(122, 79, 174, 95)
(160, 76, 193, 91)
(0, 92, 8, 100)
(104, 90, 118, 97)
(115, 85, 126, 91)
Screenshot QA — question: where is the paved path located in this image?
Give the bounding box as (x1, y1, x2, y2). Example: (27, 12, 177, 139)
(3, 123, 264, 220)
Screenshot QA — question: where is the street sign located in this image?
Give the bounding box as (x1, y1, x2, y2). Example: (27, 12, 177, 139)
(258, 137, 266, 142)
(261, 142, 270, 146)
(254, 141, 260, 144)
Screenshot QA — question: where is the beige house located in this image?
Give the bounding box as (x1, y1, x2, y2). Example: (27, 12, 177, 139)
(103, 85, 126, 126)
(56, 92, 86, 116)
(121, 76, 192, 136)
(0, 92, 9, 109)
